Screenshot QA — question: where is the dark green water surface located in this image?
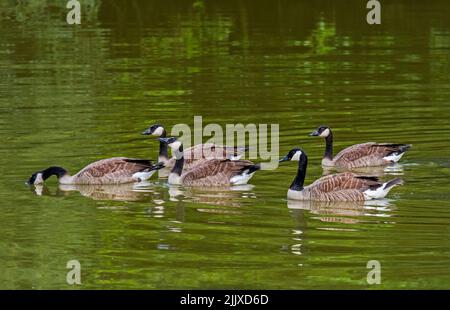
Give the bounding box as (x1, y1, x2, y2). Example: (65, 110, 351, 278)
(1, 0, 450, 289)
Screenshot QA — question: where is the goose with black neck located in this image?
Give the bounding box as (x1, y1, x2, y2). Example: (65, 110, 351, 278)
(142, 123, 247, 176)
(158, 137, 260, 187)
(27, 158, 164, 185)
(310, 125, 411, 169)
(279, 148, 404, 201)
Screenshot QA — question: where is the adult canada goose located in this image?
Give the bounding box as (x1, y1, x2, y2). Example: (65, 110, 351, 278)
(142, 124, 246, 171)
(158, 137, 260, 186)
(27, 157, 164, 185)
(279, 148, 404, 201)
(309, 125, 411, 168)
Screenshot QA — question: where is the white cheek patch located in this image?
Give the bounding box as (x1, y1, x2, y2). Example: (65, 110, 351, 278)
(152, 127, 164, 136)
(319, 128, 330, 137)
(170, 140, 182, 151)
(173, 149, 184, 160)
(171, 140, 184, 159)
(34, 173, 44, 184)
(291, 151, 302, 161)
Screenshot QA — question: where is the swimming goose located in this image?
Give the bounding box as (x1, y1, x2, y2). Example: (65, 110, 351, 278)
(28, 157, 164, 185)
(142, 124, 247, 171)
(310, 126, 411, 168)
(158, 137, 260, 186)
(279, 148, 403, 201)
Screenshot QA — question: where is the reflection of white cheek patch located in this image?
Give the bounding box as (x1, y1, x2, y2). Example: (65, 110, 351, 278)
(292, 151, 302, 161)
(35, 173, 44, 184)
(319, 128, 330, 137)
(152, 127, 164, 136)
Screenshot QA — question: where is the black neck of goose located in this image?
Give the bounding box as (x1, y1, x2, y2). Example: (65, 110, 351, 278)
(290, 154, 307, 191)
(171, 145, 184, 176)
(42, 166, 68, 180)
(324, 131, 333, 160)
(159, 129, 169, 159)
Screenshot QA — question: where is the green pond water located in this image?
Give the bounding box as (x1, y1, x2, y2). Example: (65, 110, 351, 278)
(1, 0, 450, 289)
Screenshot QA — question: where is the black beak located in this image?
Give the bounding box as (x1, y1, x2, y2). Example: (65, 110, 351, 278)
(152, 162, 165, 170)
(309, 130, 320, 137)
(142, 128, 152, 135)
(158, 137, 170, 144)
(279, 155, 290, 163)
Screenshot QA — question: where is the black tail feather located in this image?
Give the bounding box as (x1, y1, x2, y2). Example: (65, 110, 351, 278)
(152, 162, 165, 170)
(383, 178, 404, 189)
(381, 143, 412, 155)
(246, 163, 261, 174)
(124, 158, 153, 167)
(356, 175, 379, 182)
(396, 144, 412, 154)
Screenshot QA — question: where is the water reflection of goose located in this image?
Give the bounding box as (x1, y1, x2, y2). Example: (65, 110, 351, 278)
(288, 199, 392, 225)
(279, 148, 404, 201)
(32, 183, 158, 202)
(288, 199, 391, 214)
(168, 184, 256, 208)
(309, 125, 411, 168)
(31, 184, 51, 197)
(60, 183, 159, 201)
(286, 198, 393, 259)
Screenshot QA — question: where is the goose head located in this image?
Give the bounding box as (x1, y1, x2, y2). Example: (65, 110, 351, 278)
(142, 124, 165, 137)
(158, 136, 179, 147)
(279, 148, 304, 162)
(28, 172, 44, 185)
(158, 137, 182, 150)
(159, 137, 183, 160)
(309, 125, 331, 138)
(27, 167, 68, 185)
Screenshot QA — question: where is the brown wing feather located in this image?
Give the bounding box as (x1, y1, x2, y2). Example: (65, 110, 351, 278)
(73, 157, 152, 184)
(166, 144, 246, 171)
(184, 143, 244, 160)
(334, 143, 376, 162)
(310, 189, 366, 202)
(309, 172, 381, 193)
(334, 143, 407, 167)
(181, 159, 254, 186)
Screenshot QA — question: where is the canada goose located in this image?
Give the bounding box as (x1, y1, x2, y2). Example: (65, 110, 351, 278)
(142, 124, 246, 172)
(27, 158, 164, 185)
(309, 126, 411, 168)
(279, 148, 404, 201)
(158, 137, 260, 186)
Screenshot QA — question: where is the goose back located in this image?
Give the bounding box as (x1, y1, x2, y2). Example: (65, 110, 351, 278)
(332, 143, 411, 168)
(290, 172, 383, 202)
(165, 143, 246, 171)
(68, 157, 154, 185)
(180, 159, 255, 186)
